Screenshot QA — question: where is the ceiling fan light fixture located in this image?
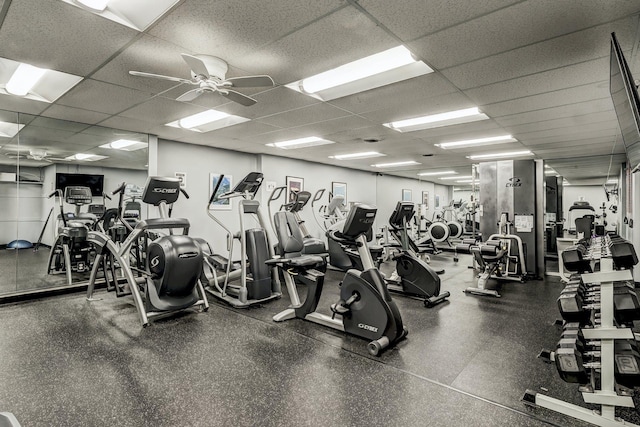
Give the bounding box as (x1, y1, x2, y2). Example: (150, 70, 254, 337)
(266, 136, 335, 149)
(74, 0, 109, 12)
(329, 151, 386, 160)
(435, 135, 516, 149)
(384, 107, 489, 132)
(6, 63, 47, 97)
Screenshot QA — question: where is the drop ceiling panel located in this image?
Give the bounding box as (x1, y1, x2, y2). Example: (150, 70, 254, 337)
(205, 120, 283, 140)
(0, 96, 50, 116)
(15, 126, 77, 144)
(258, 103, 352, 129)
(99, 115, 157, 134)
(119, 96, 205, 125)
(232, 5, 399, 83)
(506, 111, 617, 135)
(526, 135, 617, 149)
(216, 87, 320, 120)
(407, 120, 505, 142)
(40, 104, 111, 125)
(56, 79, 153, 115)
(0, 0, 138, 76)
(442, 17, 637, 90)
(493, 97, 614, 126)
(533, 144, 618, 158)
(92, 34, 192, 94)
(522, 129, 620, 148)
(284, 115, 376, 137)
(328, 73, 459, 115)
(517, 121, 620, 141)
(466, 58, 610, 107)
(359, 0, 522, 41)
(407, 0, 640, 70)
(149, 0, 346, 70)
(359, 91, 473, 124)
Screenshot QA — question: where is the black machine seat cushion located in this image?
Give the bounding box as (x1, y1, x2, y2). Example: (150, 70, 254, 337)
(285, 254, 325, 267)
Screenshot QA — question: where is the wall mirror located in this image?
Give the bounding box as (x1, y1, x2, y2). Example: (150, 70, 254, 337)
(0, 109, 148, 297)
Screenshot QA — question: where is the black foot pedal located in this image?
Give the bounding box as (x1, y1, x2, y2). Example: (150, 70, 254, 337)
(521, 390, 537, 408)
(537, 349, 553, 364)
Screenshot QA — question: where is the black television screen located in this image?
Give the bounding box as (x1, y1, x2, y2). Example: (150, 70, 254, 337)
(55, 173, 104, 196)
(610, 32, 640, 167)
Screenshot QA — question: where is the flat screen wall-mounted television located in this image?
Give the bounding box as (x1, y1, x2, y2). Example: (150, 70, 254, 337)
(55, 173, 104, 196)
(609, 32, 640, 168)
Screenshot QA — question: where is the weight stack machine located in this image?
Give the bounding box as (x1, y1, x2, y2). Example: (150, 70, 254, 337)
(477, 159, 544, 278)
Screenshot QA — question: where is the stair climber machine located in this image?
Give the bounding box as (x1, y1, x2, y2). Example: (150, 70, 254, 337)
(386, 202, 450, 307)
(198, 172, 281, 308)
(465, 213, 528, 297)
(267, 186, 326, 255)
(86, 177, 209, 326)
(47, 186, 98, 285)
(268, 204, 408, 356)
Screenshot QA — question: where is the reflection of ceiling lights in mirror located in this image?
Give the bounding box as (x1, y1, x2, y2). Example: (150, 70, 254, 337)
(166, 109, 249, 133)
(61, 0, 181, 31)
(286, 45, 433, 101)
(544, 169, 557, 175)
(440, 175, 472, 180)
(435, 135, 516, 149)
(0, 57, 82, 103)
(75, 0, 108, 12)
(455, 179, 474, 183)
(65, 153, 108, 161)
(6, 64, 47, 96)
(0, 121, 25, 138)
(329, 151, 385, 160)
(266, 136, 335, 149)
(384, 107, 489, 132)
(417, 170, 456, 176)
(466, 150, 533, 160)
(371, 160, 420, 168)
(100, 139, 148, 151)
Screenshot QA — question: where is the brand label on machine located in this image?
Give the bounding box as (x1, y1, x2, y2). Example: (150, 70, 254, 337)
(358, 323, 378, 333)
(150, 256, 160, 268)
(152, 187, 178, 194)
(506, 177, 522, 188)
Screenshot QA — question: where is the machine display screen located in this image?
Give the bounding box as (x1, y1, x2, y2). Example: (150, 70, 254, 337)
(55, 173, 104, 196)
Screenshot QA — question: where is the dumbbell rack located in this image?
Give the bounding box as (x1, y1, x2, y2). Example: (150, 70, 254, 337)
(532, 235, 638, 426)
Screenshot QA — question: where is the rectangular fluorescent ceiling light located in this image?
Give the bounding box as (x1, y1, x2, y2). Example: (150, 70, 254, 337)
(64, 153, 108, 161)
(384, 107, 489, 133)
(440, 175, 472, 180)
(455, 179, 474, 183)
(330, 151, 385, 160)
(100, 139, 148, 151)
(61, 0, 180, 31)
(0, 121, 24, 138)
(435, 135, 516, 149)
(466, 150, 533, 160)
(544, 169, 557, 175)
(285, 45, 433, 101)
(0, 57, 82, 103)
(166, 109, 250, 133)
(372, 160, 420, 168)
(606, 179, 618, 184)
(266, 136, 334, 149)
(418, 170, 456, 176)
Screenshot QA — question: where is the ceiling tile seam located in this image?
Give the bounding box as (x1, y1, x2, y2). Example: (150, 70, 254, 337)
(0, 0, 12, 29)
(139, 0, 187, 34)
(482, 80, 611, 109)
(485, 94, 613, 119)
(498, 112, 617, 130)
(437, 12, 640, 73)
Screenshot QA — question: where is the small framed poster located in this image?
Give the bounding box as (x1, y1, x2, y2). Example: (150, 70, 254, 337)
(286, 176, 304, 202)
(209, 173, 233, 210)
(402, 189, 412, 202)
(422, 191, 429, 209)
(331, 181, 347, 204)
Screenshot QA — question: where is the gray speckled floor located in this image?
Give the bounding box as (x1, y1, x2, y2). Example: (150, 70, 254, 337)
(0, 252, 634, 426)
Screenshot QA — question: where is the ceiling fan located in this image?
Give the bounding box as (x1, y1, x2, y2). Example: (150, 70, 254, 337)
(129, 54, 275, 106)
(4, 149, 67, 163)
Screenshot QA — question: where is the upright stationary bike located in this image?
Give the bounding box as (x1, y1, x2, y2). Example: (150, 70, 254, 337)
(269, 204, 407, 356)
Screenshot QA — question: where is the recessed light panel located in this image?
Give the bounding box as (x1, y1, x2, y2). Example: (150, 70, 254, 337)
(100, 139, 148, 151)
(0, 122, 25, 138)
(65, 153, 108, 161)
(266, 136, 335, 149)
(466, 150, 533, 160)
(435, 135, 516, 149)
(440, 175, 472, 180)
(372, 160, 420, 168)
(286, 45, 433, 101)
(330, 151, 386, 160)
(166, 109, 250, 133)
(0, 57, 82, 103)
(417, 170, 456, 176)
(62, 0, 180, 31)
(384, 107, 489, 132)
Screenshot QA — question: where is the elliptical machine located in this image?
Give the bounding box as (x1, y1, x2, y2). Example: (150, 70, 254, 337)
(386, 202, 450, 307)
(269, 203, 407, 356)
(47, 186, 97, 285)
(86, 177, 209, 326)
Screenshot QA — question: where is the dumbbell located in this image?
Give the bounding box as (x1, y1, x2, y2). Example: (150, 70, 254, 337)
(555, 346, 590, 384)
(615, 340, 640, 389)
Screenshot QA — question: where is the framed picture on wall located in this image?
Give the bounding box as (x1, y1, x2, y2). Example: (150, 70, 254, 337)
(422, 191, 429, 209)
(435, 195, 440, 208)
(209, 173, 233, 210)
(331, 181, 347, 204)
(402, 189, 412, 202)
(286, 176, 304, 202)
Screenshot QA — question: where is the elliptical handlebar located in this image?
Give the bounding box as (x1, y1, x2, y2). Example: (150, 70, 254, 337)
(112, 182, 126, 196)
(49, 189, 67, 227)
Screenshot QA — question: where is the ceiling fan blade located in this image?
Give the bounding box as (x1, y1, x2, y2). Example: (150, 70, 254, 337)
(221, 89, 257, 106)
(129, 71, 192, 85)
(176, 89, 202, 102)
(181, 53, 210, 77)
(225, 75, 274, 88)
